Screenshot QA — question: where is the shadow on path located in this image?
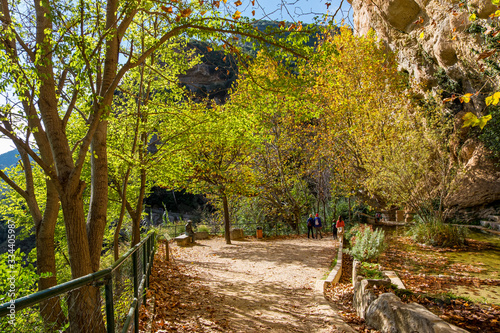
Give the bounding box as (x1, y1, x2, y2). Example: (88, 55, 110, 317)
(143, 236, 355, 333)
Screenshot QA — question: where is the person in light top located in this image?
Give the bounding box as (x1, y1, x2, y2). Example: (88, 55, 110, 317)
(336, 215, 345, 239)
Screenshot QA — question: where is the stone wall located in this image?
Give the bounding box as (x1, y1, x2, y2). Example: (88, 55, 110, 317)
(352, 260, 468, 332)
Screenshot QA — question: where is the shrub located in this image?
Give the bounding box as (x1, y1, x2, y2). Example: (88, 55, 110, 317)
(344, 222, 362, 242)
(196, 224, 210, 233)
(346, 225, 387, 262)
(407, 218, 468, 247)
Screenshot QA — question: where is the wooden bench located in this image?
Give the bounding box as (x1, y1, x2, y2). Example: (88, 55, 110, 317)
(174, 234, 191, 247)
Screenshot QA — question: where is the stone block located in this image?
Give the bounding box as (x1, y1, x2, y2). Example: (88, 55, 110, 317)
(366, 293, 468, 333)
(194, 231, 209, 240)
(230, 228, 244, 240)
(480, 221, 500, 231)
(382, 270, 406, 289)
(174, 234, 191, 247)
(353, 278, 391, 319)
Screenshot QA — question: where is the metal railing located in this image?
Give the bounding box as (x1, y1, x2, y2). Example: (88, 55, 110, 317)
(0, 232, 156, 333)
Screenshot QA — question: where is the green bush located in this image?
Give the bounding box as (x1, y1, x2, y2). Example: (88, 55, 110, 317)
(346, 225, 387, 262)
(479, 105, 500, 164)
(344, 222, 361, 242)
(407, 218, 468, 247)
(196, 224, 210, 233)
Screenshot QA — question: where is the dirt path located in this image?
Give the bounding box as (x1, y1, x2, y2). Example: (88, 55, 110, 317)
(143, 236, 355, 333)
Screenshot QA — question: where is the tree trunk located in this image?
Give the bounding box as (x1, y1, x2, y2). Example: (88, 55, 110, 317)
(132, 167, 147, 246)
(61, 182, 105, 332)
(87, 121, 109, 272)
(114, 168, 131, 261)
(348, 196, 352, 223)
(333, 198, 337, 222)
(295, 209, 300, 235)
(322, 199, 326, 228)
(36, 180, 67, 329)
(221, 191, 231, 244)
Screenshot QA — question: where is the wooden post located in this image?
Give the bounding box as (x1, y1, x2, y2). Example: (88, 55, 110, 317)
(165, 240, 169, 262)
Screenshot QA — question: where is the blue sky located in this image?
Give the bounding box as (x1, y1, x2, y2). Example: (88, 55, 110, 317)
(226, 0, 353, 24)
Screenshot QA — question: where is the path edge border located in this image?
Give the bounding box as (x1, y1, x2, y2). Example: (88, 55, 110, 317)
(316, 239, 344, 292)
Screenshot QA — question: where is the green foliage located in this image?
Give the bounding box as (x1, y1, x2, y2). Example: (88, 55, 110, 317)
(407, 218, 468, 247)
(433, 67, 462, 96)
(346, 225, 387, 262)
(196, 224, 210, 233)
(344, 222, 361, 244)
(358, 262, 385, 280)
(334, 199, 351, 221)
(479, 105, 500, 162)
(0, 249, 38, 302)
(466, 22, 486, 34)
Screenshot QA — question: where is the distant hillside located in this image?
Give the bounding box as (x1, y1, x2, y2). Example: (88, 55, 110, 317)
(0, 149, 19, 169)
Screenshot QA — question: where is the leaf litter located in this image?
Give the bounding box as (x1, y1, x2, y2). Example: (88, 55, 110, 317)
(324, 237, 500, 333)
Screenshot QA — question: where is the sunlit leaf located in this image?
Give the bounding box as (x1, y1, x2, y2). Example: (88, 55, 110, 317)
(478, 114, 492, 129)
(486, 95, 494, 106)
(442, 96, 456, 103)
(181, 8, 192, 17)
(232, 10, 241, 19)
(161, 5, 173, 13)
(486, 92, 500, 105)
(462, 112, 478, 128)
(459, 93, 473, 103)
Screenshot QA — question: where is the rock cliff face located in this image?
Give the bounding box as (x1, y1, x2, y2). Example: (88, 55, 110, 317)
(348, 0, 500, 219)
(178, 42, 238, 105)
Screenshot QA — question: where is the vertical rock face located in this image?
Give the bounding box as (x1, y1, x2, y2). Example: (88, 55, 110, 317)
(348, 0, 500, 217)
(375, 0, 421, 31)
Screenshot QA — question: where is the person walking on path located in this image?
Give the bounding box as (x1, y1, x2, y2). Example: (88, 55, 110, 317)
(314, 213, 322, 239)
(336, 215, 345, 242)
(332, 217, 338, 240)
(307, 214, 315, 239)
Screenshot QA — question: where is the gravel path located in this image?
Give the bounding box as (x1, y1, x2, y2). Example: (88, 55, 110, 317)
(146, 236, 355, 333)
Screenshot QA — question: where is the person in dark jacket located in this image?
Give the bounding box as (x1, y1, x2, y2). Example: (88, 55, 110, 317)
(306, 214, 314, 239)
(332, 217, 338, 240)
(314, 213, 322, 239)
